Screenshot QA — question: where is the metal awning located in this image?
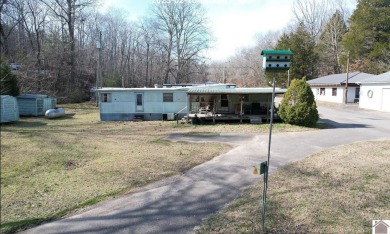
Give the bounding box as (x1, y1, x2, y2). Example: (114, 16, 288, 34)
(187, 88, 287, 95)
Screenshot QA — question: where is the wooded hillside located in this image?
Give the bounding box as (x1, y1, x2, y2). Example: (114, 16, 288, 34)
(1, 0, 389, 102)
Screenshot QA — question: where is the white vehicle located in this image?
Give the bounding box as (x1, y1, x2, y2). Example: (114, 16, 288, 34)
(9, 63, 21, 70)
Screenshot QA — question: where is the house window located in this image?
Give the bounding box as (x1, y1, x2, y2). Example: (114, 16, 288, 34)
(320, 88, 325, 96)
(221, 94, 229, 107)
(163, 93, 173, 102)
(332, 88, 337, 96)
(101, 93, 111, 102)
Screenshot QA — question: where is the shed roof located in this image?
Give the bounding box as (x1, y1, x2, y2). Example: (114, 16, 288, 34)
(307, 72, 374, 86)
(357, 71, 390, 84)
(187, 87, 286, 94)
(17, 94, 51, 99)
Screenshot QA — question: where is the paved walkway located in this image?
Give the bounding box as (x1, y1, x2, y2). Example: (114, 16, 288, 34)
(21, 106, 390, 234)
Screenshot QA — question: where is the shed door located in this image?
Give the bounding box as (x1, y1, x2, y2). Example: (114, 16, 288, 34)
(135, 93, 144, 112)
(382, 89, 390, 112)
(37, 99, 44, 115)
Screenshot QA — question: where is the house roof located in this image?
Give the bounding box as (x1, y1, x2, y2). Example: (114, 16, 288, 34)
(307, 72, 374, 86)
(187, 87, 287, 94)
(95, 83, 237, 92)
(357, 71, 390, 84)
(96, 87, 190, 92)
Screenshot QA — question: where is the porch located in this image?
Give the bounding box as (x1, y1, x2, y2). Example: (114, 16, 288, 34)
(185, 87, 286, 124)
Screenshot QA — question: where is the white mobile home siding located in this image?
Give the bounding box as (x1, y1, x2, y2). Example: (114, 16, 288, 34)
(99, 89, 188, 121)
(359, 84, 390, 112)
(0, 95, 19, 123)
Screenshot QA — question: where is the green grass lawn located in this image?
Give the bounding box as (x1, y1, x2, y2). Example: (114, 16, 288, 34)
(196, 140, 390, 233)
(0, 102, 324, 233)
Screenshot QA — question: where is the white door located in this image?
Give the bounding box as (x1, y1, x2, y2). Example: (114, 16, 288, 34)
(381, 89, 390, 112)
(135, 93, 144, 112)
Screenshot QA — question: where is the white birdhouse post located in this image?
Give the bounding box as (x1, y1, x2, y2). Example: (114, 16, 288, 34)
(259, 49, 293, 232)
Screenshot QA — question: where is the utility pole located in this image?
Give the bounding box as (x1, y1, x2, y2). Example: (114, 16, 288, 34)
(287, 70, 290, 88)
(344, 51, 350, 104)
(96, 31, 102, 107)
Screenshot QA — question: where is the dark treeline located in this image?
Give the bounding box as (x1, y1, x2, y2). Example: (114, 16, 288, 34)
(1, 0, 211, 102)
(1, 0, 389, 102)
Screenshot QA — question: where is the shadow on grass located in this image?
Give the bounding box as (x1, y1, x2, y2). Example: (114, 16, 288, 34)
(1, 190, 124, 234)
(1, 120, 47, 128)
(45, 113, 76, 120)
(1, 218, 49, 234)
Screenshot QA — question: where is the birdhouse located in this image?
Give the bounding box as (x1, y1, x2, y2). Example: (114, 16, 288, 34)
(261, 50, 293, 71)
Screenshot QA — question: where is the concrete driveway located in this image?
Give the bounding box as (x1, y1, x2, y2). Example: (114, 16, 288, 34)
(21, 106, 390, 234)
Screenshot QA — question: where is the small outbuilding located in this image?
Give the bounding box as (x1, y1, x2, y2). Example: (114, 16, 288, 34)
(357, 71, 390, 112)
(307, 72, 373, 104)
(17, 94, 57, 116)
(0, 95, 20, 123)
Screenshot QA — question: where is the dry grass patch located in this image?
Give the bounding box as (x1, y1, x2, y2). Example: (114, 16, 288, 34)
(1, 104, 229, 233)
(197, 140, 390, 233)
(0, 102, 325, 233)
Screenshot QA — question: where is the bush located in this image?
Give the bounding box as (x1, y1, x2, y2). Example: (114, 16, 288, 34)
(0, 60, 20, 96)
(278, 78, 319, 127)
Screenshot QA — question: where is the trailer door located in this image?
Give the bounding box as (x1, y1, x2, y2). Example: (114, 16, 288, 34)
(135, 93, 144, 112)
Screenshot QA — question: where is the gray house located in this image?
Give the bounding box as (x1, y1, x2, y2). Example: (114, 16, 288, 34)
(0, 95, 19, 123)
(307, 72, 373, 103)
(17, 94, 57, 116)
(97, 84, 286, 122)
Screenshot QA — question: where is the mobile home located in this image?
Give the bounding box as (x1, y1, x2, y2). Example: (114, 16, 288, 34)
(97, 84, 286, 122)
(98, 87, 190, 121)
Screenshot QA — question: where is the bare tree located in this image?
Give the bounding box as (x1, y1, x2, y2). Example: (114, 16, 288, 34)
(318, 10, 347, 74)
(151, 2, 211, 84)
(293, 0, 330, 40)
(40, 0, 95, 94)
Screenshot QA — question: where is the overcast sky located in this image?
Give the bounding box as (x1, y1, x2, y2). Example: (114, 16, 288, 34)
(98, 0, 355, 62)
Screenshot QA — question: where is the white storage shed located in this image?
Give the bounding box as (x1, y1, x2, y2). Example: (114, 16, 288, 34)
(17, 94, 57, 116)
(0, 95, 20, 123)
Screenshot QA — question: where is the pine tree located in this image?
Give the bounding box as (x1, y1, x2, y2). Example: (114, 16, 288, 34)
(342, 0, 390, 72)
(278, 78, 319, 127)
(0, 60, 20, 96)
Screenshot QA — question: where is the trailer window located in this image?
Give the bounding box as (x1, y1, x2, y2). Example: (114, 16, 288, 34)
(101, 93, 111, 102)
(221, 94, 229, 107)
(163, 93, 173, 102)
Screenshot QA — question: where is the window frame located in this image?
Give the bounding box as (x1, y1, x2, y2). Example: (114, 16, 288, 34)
(101, 93, 111, 103)
(332, 88, 337, 96)
(320, 88, 325, 96)
(163, 93, 174, 102)
(221, 94, 229, 107)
